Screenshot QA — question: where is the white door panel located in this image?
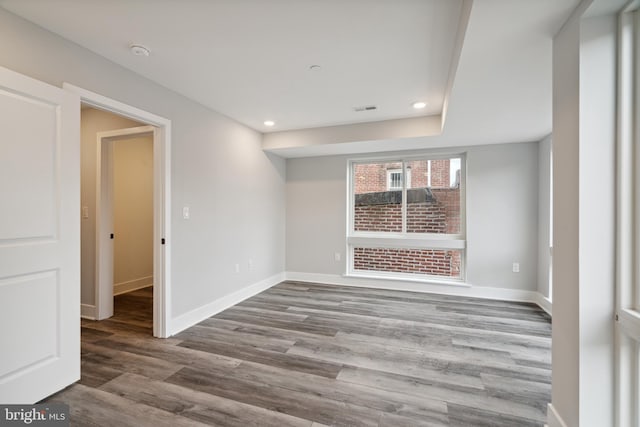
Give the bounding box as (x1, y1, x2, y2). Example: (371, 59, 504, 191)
(0, 66, 80, 403)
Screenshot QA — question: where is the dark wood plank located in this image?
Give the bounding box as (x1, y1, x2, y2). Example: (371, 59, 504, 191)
(167, 366, 383, 427)
(100, 373, 313, 427)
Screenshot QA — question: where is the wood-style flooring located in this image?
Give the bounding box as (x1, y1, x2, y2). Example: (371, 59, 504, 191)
(45, 282, 552, 426)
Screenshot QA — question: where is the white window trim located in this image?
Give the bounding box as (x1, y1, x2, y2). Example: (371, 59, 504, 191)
(616, 5, 640, 427)
(347, 153, 466, 283)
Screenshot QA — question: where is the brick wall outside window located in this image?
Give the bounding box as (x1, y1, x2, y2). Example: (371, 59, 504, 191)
(353, 247, 462, 278)
(354, 188, 460, 234)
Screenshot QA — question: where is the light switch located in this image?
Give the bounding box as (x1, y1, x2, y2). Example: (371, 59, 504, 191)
(82, 206, 89, 219)
(183, 206, 190, 219)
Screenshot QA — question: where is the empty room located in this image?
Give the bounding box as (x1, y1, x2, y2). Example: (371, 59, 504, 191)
(0, 1, 637, 426)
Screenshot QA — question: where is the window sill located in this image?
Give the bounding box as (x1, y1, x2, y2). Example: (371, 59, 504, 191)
(343, 271, 472, 288)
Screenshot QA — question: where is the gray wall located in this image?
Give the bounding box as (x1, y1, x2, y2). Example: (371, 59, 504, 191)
(551, 12, 580, 426)
(0, 9, 286, 320)
(286, 141, 539, 291)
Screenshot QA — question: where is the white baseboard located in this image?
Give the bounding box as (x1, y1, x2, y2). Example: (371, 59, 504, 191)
(114, 276, 153, 296)
(535, 293, 553, 316)
(81, 303, 96, 320)
(169, 272, 285, 336)
(546, 403, 568, 427)
(285, 272, 545, 305)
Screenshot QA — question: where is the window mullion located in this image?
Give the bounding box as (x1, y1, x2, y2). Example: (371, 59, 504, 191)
(402, 160, 407, 233)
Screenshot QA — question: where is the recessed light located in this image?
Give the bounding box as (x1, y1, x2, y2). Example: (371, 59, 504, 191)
(130, 44, 150, 56)
(412, 101, 427, 109)
(264, 120, 275, 127)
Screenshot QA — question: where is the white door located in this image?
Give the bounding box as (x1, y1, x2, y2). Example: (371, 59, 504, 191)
(0, 66, 80, 403)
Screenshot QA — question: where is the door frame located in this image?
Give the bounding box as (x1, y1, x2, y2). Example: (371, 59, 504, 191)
(96, 125, 155, 321)
(64, 83, 172, 338)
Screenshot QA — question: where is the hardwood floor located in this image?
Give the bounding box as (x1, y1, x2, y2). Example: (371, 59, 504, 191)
(45, 282, 552, 426)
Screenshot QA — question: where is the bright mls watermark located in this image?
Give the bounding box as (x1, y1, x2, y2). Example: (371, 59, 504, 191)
(0, 405, 69, 426)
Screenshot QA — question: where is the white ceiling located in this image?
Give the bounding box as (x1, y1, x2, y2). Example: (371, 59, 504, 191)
(0, 0, 580, 151)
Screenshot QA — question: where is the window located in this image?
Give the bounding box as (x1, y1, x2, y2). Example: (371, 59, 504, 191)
(386, 168, 411, 190)
(349, 155, 465, 281)
(617, 7, 640, 425)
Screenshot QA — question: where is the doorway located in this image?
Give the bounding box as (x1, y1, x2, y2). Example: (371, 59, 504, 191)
(68, 83, 172, 338)
(96, 126, 154, 329)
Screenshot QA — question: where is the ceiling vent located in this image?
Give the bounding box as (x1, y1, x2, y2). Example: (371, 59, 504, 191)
(353, 105, 377, 112)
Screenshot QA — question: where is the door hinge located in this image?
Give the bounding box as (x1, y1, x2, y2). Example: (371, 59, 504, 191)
(615, 314, 619, 321)
(161, 238, 166, 245)
(110, 233, 114, 239)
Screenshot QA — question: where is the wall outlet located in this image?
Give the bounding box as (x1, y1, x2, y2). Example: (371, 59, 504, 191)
(235, 263, 240, 273)
(182, 206, 190, 220)
(334, 252, 341, 262)
(82, 206, 89, 219)
(248, 259, 253, 272)
(512, 262, 520, 273)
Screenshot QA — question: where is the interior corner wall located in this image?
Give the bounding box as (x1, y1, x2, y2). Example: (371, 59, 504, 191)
(0, 9, 286, 322)
(80, 108, 142, 306)
(552, 14, 581, 427)
(286, 141, 539, 292)
(537, 135, 552, 299)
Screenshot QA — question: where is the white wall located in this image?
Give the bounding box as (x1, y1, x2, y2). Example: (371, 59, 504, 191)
(550, 7, 617, 427)
(537, 135, 552, 299)
(80, 107, 143, 305)
(286, 141, 539, 293)
(577, 13, 616, 427)
(0, 9, 286, 324)
(113, 135, 154, 294)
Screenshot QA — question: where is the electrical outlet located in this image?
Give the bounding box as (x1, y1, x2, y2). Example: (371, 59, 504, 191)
(235, 263, 240, 273)
(334, 252, 341, 262)
(82, 206, 89, 219)
(182, 206, 190, 220)
(248, 259, 253, 272)
(512, 262, 520, 273)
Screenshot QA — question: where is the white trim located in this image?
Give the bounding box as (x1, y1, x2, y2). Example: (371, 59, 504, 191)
(64, 83, 172, 338)
(348, 235, 466, 249)
(546, 403, 569, 427)
(535, 294, 553, 316)
(80, 304, 96, 320)
(285, 272, 544, 304)
(95, 133, 114, 321)
(169, 273, 285, 336)
(616, 7, 640, 427)
(114, 278, 153, 296)
(346, 271, 468, 286)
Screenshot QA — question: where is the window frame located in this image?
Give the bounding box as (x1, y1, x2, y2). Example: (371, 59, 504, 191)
(616, 5, 640, 427)
(347, 153, 467, 283)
